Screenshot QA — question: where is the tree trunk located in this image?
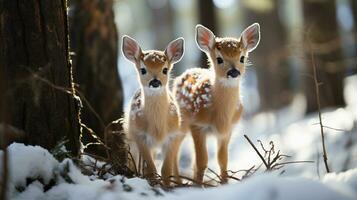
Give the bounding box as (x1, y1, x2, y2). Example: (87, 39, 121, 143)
(69, 0, 124, 152)
(69, 0, 127, 173)
(243, 2, 292, 110)
(198, 0, 217, 69)
(350, 0, 357, 75)
(146, 0, 174, 49)
(351, 0, 357, 27)
(0, 0, 80, 155)
(303, 0, 346, 112)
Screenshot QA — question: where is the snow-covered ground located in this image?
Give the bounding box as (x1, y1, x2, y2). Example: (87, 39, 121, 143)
(1, 75, 356, 199)
(0, 143, 357, 200)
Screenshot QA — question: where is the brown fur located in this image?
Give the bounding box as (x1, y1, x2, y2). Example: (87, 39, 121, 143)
(124, 49, 182, 185)
(174, 38, 245, 184)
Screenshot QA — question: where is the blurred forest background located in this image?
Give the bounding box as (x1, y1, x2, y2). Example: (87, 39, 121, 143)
(116, 0, 357, 116)
(1, 0, 357, 174)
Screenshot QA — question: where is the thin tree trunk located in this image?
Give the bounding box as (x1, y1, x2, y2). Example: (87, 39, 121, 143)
(351, 0, 357, 27)
(147, 0, 174, 49)
(69, 0, 127, 173)
(69, 0, 123, 152)
(0, 0, 80, 155)
(350, 0, 357, 75)
(303, 0, 346, 112)
(244, 3, 292, 110)
(198, 0, 217, 69)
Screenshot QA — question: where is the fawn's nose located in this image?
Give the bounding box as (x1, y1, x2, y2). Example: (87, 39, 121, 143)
(149, 79, 162, 88)
(227, 68, 241, 78)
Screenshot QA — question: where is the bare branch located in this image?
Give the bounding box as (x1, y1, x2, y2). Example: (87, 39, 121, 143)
(307, 36, 331, 173)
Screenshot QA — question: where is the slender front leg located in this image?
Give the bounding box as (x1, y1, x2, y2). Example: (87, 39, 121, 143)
(217, 134, 231, 184)
(191, 126, 208, 184)
(136, 140, 157, 181)
(172, 135, 185, 184)
(161, 135, 185, 186)
(161, 144, 174, 186)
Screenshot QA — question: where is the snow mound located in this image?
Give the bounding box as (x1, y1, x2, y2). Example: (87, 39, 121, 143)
(168, 171, 357, 200)
(0, 143, 59, 192)
(1, 143, 357, 200)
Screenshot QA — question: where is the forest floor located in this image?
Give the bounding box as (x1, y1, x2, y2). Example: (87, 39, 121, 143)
(1, 75, 357, 200)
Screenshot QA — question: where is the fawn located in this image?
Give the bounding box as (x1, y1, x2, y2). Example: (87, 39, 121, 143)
(173, 23, 260, 183)
(122, 36, 184, 185)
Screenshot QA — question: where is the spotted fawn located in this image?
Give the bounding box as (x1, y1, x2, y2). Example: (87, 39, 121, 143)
(122, 36, 185, 185)
(173, 23, 260, 183)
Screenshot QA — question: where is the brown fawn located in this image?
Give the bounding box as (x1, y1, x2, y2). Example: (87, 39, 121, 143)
(122, 35, 184, 185)
(173, 23, 260, 183)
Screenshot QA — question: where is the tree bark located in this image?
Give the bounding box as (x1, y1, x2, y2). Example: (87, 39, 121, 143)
(198, 0, 217, 69)
(303, 0, 346, 112)
(243, 2, 292, 110)
(0, 0, 80, 155)
(69, 0, 123, 152)
(351, 0, 357, 28)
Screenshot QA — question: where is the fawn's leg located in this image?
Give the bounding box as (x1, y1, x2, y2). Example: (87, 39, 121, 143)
(136, 141, 157, 180)
(191, 125, 208, 184)
(161, 143, 175, 186)
(161, 135, 184, 186)
(172, 135, 185, 184)
(217, 134, 231, 184)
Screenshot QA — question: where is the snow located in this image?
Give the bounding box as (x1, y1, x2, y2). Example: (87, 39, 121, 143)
(167, 172, 357, 200)
(0, 143, 59, 195)
(1, 145, 164, 200)
(1, 75, 357, 199)
(1, 142, 356, 200)
(0, 143, 357, 200)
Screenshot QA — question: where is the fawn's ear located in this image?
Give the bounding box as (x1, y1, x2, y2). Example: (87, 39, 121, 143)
(240, 23, 260, 52)
(165, 37, 185, 64)
(122, 35, 142, 62)
(196, 24, 216, 53)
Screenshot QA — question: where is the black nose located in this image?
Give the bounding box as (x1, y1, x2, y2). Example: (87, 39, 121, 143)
(227, 68, 240, 78)
(149, 79, 162, 88)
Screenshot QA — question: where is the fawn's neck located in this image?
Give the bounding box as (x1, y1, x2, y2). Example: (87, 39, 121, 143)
(142, 87, 170, 112)
(141, 87, 170, 138)
(212, 77, 240, 113)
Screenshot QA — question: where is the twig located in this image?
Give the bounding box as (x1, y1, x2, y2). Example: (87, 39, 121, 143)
(322, 126, 346, 132)
(81, 123, 110, 150)
(311, 123, 346, 132)
(244, 135, 269, 169)
(308, 37, 330, 173)
(271, 160, 314, 168)
(178, 175, 216, 187)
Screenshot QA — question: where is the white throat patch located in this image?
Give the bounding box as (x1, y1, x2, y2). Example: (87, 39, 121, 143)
(143, 86, 165, 96)
(217, 77, 240, 87)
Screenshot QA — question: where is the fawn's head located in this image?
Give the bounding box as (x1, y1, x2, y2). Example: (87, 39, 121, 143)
(196, 23, 260, 86)
(122, 36, 184, 95)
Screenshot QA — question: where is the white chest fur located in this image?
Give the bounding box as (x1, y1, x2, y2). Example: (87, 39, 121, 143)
(135, 131, 182, 150)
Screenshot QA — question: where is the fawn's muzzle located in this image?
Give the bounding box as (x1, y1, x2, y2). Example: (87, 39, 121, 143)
(149, 79, 162, 88)
(227, 68, 240, 78)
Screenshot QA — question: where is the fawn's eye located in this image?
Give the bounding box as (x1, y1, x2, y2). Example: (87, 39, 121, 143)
(162, 68, 168, 75)
(240, 56, 245, 63)
(217, 57, 224, 64)
(140, 68, 147, 75)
